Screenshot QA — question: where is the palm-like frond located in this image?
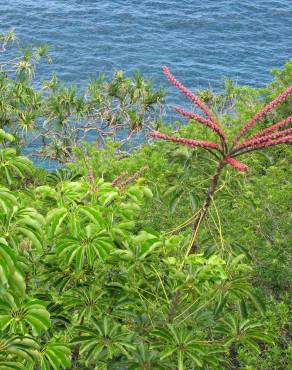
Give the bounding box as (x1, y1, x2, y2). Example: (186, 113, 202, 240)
(56, 223, 113, 270)
(0, 148, 33, 185)
(72, 317, 134, 362)
(0, 293, 50, 335)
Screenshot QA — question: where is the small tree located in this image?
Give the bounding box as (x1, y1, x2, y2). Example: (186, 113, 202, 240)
(150, 66, 292, 253)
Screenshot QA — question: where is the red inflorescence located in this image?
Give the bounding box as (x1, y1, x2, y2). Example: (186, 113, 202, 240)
(174, 106, 226, 142)
(234, 86, 292, 142)
(149, 130, 222, 150)
(115, 166, 148, 189)
(249, 116, 292, 139)
(87, 168, 95, 183)
(162, 66, 221, 127)
(226, 157, 249, 172)
(150, 66, 292, 173)
(112, 172, 128, 186)
(235, 127, 292, 152)
(238, 135, 292, 154)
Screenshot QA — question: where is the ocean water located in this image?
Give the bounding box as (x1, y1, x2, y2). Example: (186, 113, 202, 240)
(0, 1, 291, 168)
(1, 0, 291, 90)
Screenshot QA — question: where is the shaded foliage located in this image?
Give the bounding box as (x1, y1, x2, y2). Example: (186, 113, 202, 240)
(0, 31, 291, 369)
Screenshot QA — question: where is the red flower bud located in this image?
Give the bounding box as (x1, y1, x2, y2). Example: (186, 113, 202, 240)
(174, 106, 226, 142)
(226, 157, 248, 172)
(162, 66, 221, 128)
(234, 86, 292, 142)
(235, 127, 292, 152)
(250, 116, 292, 139)
(112, 172, 128, 186)
(149, 130, 221, 150)
(238, 135, 292, 154)
(116, 167, 148, 189)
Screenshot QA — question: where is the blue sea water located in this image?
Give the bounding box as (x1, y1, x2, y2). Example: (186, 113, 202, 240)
(1, 0, 291, 90)
(0, 1, 291, 169)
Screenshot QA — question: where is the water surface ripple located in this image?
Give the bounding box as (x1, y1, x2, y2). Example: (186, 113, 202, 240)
(1, 0, 291, 90)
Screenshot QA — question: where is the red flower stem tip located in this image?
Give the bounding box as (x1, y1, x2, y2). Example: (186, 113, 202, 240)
(174, 106, 226, 142)
(236, 135, 292, 155)
(234, 86, 292, 143)
(234, 127, 292, 152)
(249, 116, 292, 140)
(149, 130, 222, 151)
(117, 166, 148, 189)
(112, 172, 128, 186)
(226, 157, 249, 172)
(162, 66, 221, 127)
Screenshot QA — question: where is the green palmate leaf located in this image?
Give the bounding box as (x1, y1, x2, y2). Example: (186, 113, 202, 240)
(163, 185, 180, 198)
(0, 294, 50, 335)
(0, 148, 33, 185)
(0, 333, 39, 364)
(72, 317, 134, 362)
(0, 205, 44, 251)
(46, 207, 68, 237)
(77, 205, 104, 226)
(101, 191, 119, 206)
(16, 227, 43, 251)
(56, 223, 113, 269)
(239, 299, 248, 320)
(0, 241, 16, 285)
(112, 221, 136, 238)
(0, 241, 25, 295)
(9, 270, 26, 297)
(121, 342, 169, 370)
(140, 186, 153, 199)
(214, 295, 228, 316)
(62, 286, 104, 322)
(0, 187, 18, 213)
(160, 347, 176, 360)
(0, 129, 15, 142)
(151, 325, 215, 368)
(43, 181, 87, 207)
(0, 360, 27, 370)
(245, 289, 266, 315)
(169, 193, 182, 214)
(35, 185, 57, 199)
(215, 313, 274, 354)
(39, 342, 71, 370)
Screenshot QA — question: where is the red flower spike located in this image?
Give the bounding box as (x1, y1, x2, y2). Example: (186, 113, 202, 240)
(226, 157, 249, 172)
(116, 166, 148, 189)
(234, 86, 292, 143)
(175, 106, 226, 142)
(235, 127, 292, 152)
(249, 116, 292, 140)
(149, 130, 221, 150)
(162, 66, 221, 128)
(87, 168, 95, 183)
(112, 172, 128, 186)
(238, 135, 292, 154)
(150, 67, 292, 257)
(153, 67, 291, 179)
(150, 68, 291, 256)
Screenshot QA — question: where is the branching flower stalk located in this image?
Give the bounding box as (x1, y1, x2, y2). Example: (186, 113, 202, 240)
(112, 166, 148, 188)
(111, 171, 129, 186)
(150, 66, 292, 254)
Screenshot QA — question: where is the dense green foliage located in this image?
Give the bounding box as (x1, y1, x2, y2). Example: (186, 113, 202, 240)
(0, 30, 164, 163)
(0, 31, 291, 369)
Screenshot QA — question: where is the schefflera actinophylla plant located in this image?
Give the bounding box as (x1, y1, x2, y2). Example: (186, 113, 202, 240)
(150, 66, 292, 253)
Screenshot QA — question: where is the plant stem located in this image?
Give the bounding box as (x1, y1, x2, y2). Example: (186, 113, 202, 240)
(189, 159, 226, 253)
(167, 290, 181, 323)
(70, 344, 80, 368)
(229, 344, 240, 369)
